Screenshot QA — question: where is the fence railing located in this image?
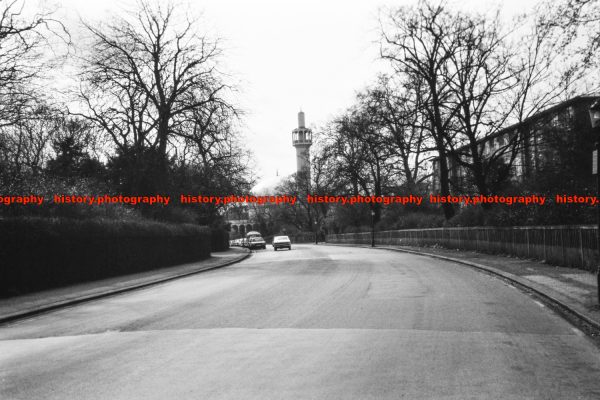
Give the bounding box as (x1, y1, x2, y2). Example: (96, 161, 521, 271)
(327, 226, 599, 272)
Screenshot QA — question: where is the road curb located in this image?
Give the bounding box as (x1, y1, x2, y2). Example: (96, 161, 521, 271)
(0, 249, 251, 325)
(322, 242, 600, 331)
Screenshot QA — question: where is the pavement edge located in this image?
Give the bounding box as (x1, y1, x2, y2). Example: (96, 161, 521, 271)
(322, 242, 600, 332)
(0, 249, 252, 325)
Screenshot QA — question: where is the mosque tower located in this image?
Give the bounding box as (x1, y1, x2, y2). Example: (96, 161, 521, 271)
(292, 110, 312, 181)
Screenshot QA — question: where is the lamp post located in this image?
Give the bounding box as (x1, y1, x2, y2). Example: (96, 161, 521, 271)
(314, 218, 318, 245)
(589, 99, 600, 305)
(371, 209, 376, 247)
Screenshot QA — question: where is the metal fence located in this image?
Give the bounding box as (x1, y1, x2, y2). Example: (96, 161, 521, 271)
(327, 226, 599, 272)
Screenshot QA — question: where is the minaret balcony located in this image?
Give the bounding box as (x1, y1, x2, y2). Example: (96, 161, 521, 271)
(292, 127, 313, 145)
(293, 139, 312, 146)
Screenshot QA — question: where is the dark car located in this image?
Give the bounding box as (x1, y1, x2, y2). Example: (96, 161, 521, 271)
(248, 236, 266, 250)
(272, 235, 291, 251)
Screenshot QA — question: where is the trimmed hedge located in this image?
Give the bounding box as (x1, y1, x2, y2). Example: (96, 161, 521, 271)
(0, 217, 211, 297)
(210, 228, 230, 252)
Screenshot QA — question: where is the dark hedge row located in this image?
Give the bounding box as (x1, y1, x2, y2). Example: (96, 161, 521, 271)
(210, 228, 230, 252)
(0, 217, 212, 297)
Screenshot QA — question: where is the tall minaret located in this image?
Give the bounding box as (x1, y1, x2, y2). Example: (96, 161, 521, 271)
(292, 110, 313, 180)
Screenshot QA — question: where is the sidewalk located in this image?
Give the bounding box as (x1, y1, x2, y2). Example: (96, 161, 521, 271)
(326, 242, 600, 330)
(0, 247, 250, 324)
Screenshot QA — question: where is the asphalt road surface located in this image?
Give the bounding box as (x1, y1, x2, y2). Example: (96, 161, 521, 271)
(2, 245, 600, 399)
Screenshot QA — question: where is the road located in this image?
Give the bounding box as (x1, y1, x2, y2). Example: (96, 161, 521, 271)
(2, 244, 600, 399)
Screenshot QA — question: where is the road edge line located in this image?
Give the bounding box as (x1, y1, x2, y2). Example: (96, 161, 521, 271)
(322, 242, 600, 331)
(0, 249, 251, 325)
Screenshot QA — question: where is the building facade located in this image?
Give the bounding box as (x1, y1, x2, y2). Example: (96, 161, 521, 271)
(431, 95, 600, 193)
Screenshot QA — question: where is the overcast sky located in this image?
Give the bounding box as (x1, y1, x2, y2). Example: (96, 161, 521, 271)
(56, 0, 538, 184)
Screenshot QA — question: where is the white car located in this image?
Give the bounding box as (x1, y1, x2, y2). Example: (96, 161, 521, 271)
(272, 235, 291, 251)
(248, 236, 267, 250)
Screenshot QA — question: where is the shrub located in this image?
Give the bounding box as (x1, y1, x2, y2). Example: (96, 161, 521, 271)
(210, 228, 230, 252)
(388, 212, 445, 230)
(0, 217, 211, 297)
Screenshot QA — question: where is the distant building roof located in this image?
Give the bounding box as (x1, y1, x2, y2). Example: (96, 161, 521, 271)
(252, 174, 290, 196)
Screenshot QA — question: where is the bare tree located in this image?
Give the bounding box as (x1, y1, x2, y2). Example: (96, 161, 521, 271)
(536, 0, 599, 71)
(379, 0, 596, 212)
(309, 134, 349, 229)
(361, 75, 430, 191)
(0, 105, 56, 180)
(380, 2, 463, 219)
(441, 11, 522, 197)
(0, 0, 68, 127)
(0, 0, 70, 193)
(437, 2, 595, 196)
(77, 1, 236, 190)
(321, 106, 396, 223)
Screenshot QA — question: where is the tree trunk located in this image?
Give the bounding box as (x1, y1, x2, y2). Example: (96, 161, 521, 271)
(436, 144, 455, 220)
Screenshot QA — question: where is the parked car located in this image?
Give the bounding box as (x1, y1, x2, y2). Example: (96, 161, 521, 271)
(242, 231, 262, 248)
(248, 236, 267, 250)
(272, 235, 291, 251)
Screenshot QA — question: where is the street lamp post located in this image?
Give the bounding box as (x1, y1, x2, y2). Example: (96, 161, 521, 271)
(589, 99, 600, 305)
(371, 209, 376, 247)
(315, 218, 318, 245)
